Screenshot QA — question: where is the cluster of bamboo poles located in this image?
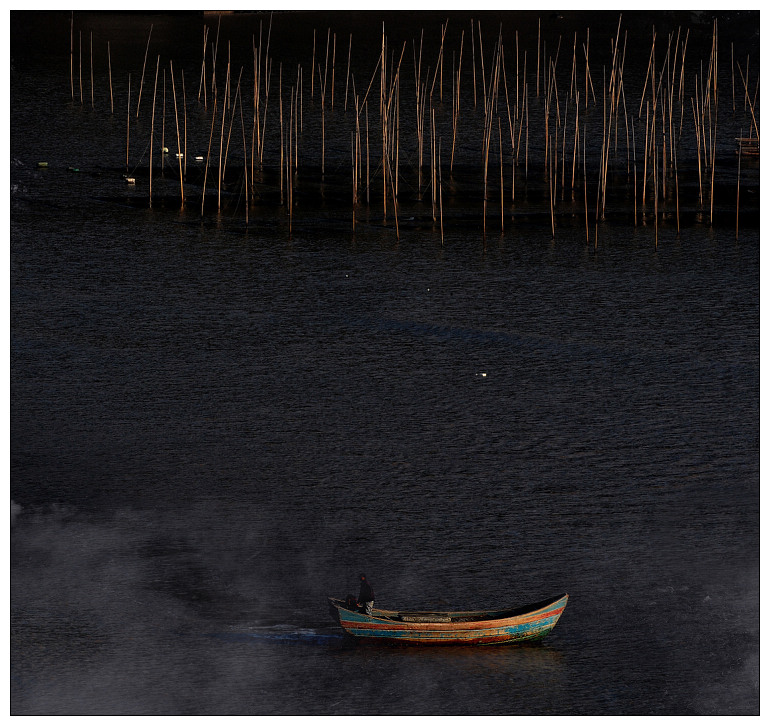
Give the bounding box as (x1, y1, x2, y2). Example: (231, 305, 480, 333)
(68, 13, 759, 243)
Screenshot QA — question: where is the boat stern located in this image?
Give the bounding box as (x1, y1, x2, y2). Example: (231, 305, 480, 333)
(328, 598, 343, 625)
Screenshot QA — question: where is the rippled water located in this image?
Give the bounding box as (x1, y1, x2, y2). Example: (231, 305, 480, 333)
(11, 10, 759, 715)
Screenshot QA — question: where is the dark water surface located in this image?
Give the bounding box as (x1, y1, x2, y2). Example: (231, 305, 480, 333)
(11, 10, 759, 715)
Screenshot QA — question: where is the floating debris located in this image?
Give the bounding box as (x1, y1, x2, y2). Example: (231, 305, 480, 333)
(36, 161, 48, 168)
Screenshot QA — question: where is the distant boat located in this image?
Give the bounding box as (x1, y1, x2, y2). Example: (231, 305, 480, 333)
(328, 593, 568, 645)
(736, 137, 759, 157)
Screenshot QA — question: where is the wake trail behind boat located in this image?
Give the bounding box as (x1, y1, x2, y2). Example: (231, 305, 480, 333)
(205, 623, 345, 646)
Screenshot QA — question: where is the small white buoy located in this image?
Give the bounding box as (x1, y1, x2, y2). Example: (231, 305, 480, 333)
(195, 155, 204, 161)
(125, 177, 136, 184)
(162, 147, 169, 154)
(175, 153, 184, 158)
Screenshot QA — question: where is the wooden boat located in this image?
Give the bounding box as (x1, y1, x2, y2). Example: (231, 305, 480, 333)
(736, 137, 759, 157)
(328, 593, 568, 645)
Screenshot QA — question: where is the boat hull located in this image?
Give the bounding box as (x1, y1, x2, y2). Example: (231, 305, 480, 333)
(328, 594, 568, 645)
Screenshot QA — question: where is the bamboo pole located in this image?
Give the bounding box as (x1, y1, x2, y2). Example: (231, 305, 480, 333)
(239, 85, 249, 227)
(516, 52, 527, 165)
(108, 41, 114, 113)
(439, 137, 444, 244)
(643, 101, 649, 205)
(296, 64, 301, 166)
(279, 63, 284, 203)
(549, 127, 555, 238)
(396, 64, 400, 197)
(638, 29, 655, 118)
(430, 19, 448, 100)
(450, 29, 464, 171)
(251, 27, 261, 177)
(583, 130, 588, 244)
(536, 18, 540, 97)
(182, 69, 187, 179)
(736, 134, 742, 239)
(352, 130, 357, 231)
(561, 89, 568, 191)
(352, 94, 360, 231)
(366, 100, 370, 204)
(673, 121, 679, 235)
(137, 24, 153, 117)
(79, 31, 82, 104)
(654, 142, 658, 247)
(211, 15, 221, 98)
(743, 57, 748, 112)
(324, 27, 330, 104)
(70, 12, 74, 100)
(90, 32, 94, 109)
(170, 60, 185, 206)
(428, 92, 434, 218)
(478, 20, 487, 109)
(631, 110, 637, 226)
(222, 59, 239, 183)
(288, 85, 294, 236)
(583, 31, 596, 106)
(217, 55, 230, 211)
(161, 69, 166, 172)
(691, 96, 702, 204)
(198, 24, 209, 106)
(709, 117, 717, 226)
(521, 58, 530, 174)
(201, 91, 218, 216)
(331, 32, 336, 109)
(471, 18, 477, 107)
(345, 33, 352, 111)
(571, 91, 579, 189)
(149, 55, 159, 206)
(440, 20, 445, 102)
(300, 63, 304, 134)
(501, 45, 514, 156)
(731, 43, 735, 111)
(318, 62, 326, 174)
(736, 62, 760, 140)
(126, 74, 131, 171)
(381, 24, 386, 220)
(388, 151, 400, 240)
(414, 32, 425, 194)
(498, 117, 504, 232)
(259, 58, 272, 165)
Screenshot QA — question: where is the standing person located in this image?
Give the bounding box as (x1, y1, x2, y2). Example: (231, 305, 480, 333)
(357, 573, 375, 615)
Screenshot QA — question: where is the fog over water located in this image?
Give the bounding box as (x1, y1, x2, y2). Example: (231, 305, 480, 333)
(11, 9, 759, 716)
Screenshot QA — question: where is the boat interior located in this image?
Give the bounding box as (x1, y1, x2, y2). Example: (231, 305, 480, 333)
(330, 594, 566, 623)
